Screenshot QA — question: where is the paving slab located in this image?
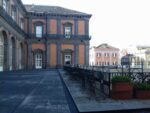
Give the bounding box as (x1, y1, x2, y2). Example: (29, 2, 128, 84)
(0, 70, 70, 113)
(59, 70, 150, 112)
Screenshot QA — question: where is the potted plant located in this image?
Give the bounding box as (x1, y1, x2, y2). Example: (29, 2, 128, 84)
(111, 76, 133, 99)
(133, 82, 150, 99)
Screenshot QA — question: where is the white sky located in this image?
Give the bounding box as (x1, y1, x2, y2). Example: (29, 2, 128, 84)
(22, 0, 150, 49)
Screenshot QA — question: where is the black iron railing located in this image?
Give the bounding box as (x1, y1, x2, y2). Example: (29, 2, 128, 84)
(64, 65, 150, 97)
(29, 34, 91, 39)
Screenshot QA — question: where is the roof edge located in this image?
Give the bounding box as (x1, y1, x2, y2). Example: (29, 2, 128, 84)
(24, 4, 92, 18)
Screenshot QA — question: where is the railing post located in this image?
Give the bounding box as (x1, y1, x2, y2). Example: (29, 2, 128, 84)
(141, 59, 144, 83)
(129, 63, 131, 77)
(141, 60, 144, 74)
(108, 72, 111, 97)
(122, 65, 124, 76)
(81, 69, 85, 88)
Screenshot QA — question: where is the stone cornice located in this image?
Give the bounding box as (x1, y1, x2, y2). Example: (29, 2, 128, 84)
(26, 12, 92, 20)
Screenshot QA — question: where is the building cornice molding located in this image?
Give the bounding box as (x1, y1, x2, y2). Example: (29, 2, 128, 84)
(26, 12, 91, 20)
(26, 37, 89, 45)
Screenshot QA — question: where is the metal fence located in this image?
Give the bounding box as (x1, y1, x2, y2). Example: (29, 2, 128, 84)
(64, 65, 150, 97)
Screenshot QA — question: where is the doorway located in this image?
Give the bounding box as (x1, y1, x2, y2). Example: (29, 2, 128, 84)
(64, 55, 71, 65)
(35, 53, 42, 69)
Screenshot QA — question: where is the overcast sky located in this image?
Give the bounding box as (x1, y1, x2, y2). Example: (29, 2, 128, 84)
(22, 0, 150, 49)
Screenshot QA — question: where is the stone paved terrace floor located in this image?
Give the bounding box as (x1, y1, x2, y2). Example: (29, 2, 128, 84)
(1, 69, 150, 113)
(0, 69, 71, 113)
(59, 69, 150, 113)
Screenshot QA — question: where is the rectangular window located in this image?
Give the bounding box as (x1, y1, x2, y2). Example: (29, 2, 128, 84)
(97, 53, 101, 57)
(20, 19, 24, 29)
(105, 53, 109, 57)
(3, 0, 7, 11)
(112, 53, 117, 57)
(11, 10, 16, 20)
(11, 5, 17, 21)
(113, 61, 117, 65)
(65, 26, 71, 38)
(107, 62, 109, 65)
(112, 62, 115, 65)
(97, 53, 99, 57)
(99, 53, 101, 57)
(107, 53, 109, 57)
(102, 62, 104, 65)
(36, 26, 42, 38)
(99, 61, 101, 66)
(97, 62, 98, 66)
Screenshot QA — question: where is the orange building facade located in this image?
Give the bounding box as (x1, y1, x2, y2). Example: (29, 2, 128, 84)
(0, 0, 91, 71)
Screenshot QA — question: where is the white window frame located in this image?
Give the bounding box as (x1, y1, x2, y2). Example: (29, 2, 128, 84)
(36, 26, 43, 38)
(65, 26, 71, 38)
(35, 53, 42, 69)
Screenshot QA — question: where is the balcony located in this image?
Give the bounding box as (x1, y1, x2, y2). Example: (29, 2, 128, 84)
(29, 34, 91, 40)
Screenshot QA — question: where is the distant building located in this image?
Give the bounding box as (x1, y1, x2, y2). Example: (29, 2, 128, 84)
(89, 43, 120, 66)
(121, 46, 150, 68)
(137, 46, 150, 68)
(121, 54, 133, 66)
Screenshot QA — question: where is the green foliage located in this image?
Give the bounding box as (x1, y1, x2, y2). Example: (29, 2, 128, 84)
(133, 83, 150, 91)
(111, 76, 131, 83)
